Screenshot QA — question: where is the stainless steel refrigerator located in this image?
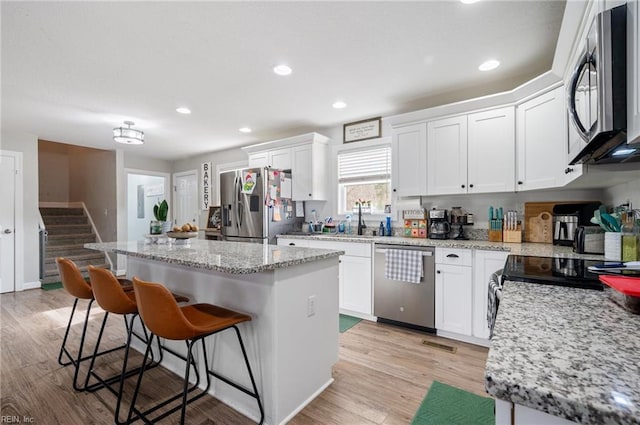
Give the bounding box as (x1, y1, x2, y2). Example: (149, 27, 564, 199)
(220, 167, 304, 244)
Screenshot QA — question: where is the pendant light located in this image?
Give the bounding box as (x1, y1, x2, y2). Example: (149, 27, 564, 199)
(113, 121, 144, 145)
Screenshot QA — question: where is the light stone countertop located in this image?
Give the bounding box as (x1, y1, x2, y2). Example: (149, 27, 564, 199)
(485, 280, 640, 425)
(277, 234, 605, 260)
(85, 239, 343, 274)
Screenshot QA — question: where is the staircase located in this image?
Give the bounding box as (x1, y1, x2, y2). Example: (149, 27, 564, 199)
(40, 206, 109, 284)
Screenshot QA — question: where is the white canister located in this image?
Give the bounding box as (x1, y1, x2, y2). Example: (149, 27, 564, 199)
(604, 232, 622, 261)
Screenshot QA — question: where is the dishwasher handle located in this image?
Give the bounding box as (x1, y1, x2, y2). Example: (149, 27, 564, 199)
(375, 248, 433, 256)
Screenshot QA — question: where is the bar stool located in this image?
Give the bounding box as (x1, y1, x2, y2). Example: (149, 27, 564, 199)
(129, 276, 264, 425)
(85, 266, 191, 424)
(56, 257, 131, 391)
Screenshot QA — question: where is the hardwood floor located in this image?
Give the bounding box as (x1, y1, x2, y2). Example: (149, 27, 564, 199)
(1, 288, 488, 424)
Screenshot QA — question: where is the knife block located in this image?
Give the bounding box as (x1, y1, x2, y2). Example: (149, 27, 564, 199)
(488, 230, 503, 242)
(503, 225, 523, 243)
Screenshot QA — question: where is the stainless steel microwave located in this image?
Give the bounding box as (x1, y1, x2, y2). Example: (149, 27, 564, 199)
(568, 4, 636, 164)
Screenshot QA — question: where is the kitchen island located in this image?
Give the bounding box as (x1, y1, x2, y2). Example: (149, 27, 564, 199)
(486, 280, 640, 425)
(86, 239, 344, 425)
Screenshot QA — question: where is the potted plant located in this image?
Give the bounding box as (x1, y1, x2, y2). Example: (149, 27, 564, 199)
(150, 200, 170, 234)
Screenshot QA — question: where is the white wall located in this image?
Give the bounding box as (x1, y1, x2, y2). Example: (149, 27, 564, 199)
(124, 152, 173, 173)
(602, 178, 640, 208)
(1, 130, 40, 287)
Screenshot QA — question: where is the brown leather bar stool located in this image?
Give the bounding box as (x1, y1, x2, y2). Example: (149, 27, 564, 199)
(128, 276, 264, 425)
(56, 257, 131, 391)
(85, 266, 191, 424)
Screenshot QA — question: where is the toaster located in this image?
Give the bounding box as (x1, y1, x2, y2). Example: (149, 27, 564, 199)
(574, 226, 605, 254)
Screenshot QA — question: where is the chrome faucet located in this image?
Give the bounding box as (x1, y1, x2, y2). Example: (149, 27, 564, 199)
(357, 204, 366, 235)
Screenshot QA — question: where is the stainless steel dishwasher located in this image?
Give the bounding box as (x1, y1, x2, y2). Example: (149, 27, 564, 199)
(374, 244, 435, 331)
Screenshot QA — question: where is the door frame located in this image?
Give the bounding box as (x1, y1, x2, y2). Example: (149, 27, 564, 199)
(0, 150, 24, 292)
(172, 169, 198, 226)
(124, 168, 171, 237)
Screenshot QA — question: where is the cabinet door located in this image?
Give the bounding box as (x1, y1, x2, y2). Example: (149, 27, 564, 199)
(248, 152, 269, 168)
(472, 250, 508, 340)
(629, 0, 640, 145)
(269, 148, 292, 170)
(391, 123, 427, 197)
(435, 264, 472, 336)
(292, 145, 313, 200)
(427, 116, 468, 195)
(468, 107, 516, 193)
(339, 255, 372, 315)
(516, 86, 566, 191)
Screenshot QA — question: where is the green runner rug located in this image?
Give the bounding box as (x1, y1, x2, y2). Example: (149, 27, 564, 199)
(411, 381, 494, 425)
(339, 314, 361, 333)
(41, 282, 63, 291)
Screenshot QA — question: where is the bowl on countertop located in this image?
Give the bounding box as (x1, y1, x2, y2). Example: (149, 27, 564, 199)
(166, 231, 198, 240)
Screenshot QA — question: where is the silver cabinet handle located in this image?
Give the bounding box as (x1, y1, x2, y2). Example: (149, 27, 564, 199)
(375, 248, 433, 256)
(4, 229, 12, 234)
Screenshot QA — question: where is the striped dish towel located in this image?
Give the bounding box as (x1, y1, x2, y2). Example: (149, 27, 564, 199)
(487, 269, 503, 339)
(384, 249, 423, 284)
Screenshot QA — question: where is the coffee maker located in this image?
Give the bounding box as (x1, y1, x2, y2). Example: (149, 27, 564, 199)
(428, 209, 450, 239)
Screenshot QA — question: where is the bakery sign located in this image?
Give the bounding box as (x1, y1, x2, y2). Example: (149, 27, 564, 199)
(201, 161, 211, 210)
(343, 117, 382, 143)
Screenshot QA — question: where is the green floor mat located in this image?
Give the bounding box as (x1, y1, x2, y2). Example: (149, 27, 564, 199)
(411, 381, 494, 425)
(41, 282, 63, 291)
(339, 314, 362, 333)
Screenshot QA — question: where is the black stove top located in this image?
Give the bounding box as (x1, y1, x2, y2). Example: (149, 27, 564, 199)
(502, 255, 605, 290)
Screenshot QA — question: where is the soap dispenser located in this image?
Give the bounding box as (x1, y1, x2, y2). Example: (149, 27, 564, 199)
(379, 221, 385, 236)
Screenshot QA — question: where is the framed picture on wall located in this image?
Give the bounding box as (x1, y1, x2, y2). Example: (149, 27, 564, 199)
(206, 206, 222, 230)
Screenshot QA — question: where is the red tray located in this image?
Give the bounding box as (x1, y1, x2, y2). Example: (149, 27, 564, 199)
(599, 275, 640, 314)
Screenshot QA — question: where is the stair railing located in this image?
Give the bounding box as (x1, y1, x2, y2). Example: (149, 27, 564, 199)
(80, 202, 114, 271)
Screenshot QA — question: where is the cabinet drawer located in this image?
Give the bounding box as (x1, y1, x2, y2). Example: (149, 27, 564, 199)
(277, 238, 309, 248)
(305, 240, 372, 257)
(435, 248, 472, 266)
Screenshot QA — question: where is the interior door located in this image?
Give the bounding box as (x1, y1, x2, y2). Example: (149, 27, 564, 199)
(0, 154, 16, 293)
(173, 171, 198, 228)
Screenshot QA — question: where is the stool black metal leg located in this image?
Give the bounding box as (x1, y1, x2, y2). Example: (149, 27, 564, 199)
(233, 325, 264, 425)
(58, 298, 79, 366)
(72, 300, 106, 391)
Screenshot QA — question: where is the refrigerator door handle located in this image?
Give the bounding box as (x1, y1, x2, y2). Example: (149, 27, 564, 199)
(235, 176, 243, 229)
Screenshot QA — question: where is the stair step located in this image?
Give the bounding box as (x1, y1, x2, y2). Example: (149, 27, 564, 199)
(40, 207, 85, 216)
(42, 263, 110, 283)
(45, 252, 105, 265)
(46, 224, 93, 235)
(46, 234, 97, 246)
(45, 246, 100, 257)
(42, 215, 88, 225)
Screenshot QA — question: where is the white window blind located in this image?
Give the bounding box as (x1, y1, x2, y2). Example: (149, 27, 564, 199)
(338, 146, 391, 184)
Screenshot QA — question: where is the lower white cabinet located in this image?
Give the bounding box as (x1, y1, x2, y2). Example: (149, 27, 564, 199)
(472, 250, 509, 340)
(277, 238, 373, 317)
(435, 248, 473, 336)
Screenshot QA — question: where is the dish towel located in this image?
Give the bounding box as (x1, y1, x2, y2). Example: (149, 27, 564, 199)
(385, 249, 423, 284)
(486, 269, 503, 339)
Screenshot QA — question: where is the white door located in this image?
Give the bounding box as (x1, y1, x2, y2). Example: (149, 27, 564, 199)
(435, 264, 473, 336)
(339, 255, 372, 315)
(173, 171, 198, 227)
(0, 154, 16, 293)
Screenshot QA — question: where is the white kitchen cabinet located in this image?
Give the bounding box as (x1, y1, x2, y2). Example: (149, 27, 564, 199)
(467, 107, 516, 193)
(435, 248, 473, 336)
(629, 0, 640, 145)
(391, 122, 427, 197)
(427, 115, 467, 195)
(472, 250, 508, 341)
(248, 151, 269, 168)
(516, 86, 566, 191)
(291, 141, 328, 201)
(277, 238, 373, 318)
(247, 147, 291, 169)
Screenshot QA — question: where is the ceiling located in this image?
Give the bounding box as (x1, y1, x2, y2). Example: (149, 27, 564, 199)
(1, 1, 566, 160)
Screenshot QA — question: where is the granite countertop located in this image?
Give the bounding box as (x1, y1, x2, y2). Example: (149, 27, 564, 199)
(85, 240, 343, 274)
(278, 234, 604, 260)
(486, 280, 640, 425)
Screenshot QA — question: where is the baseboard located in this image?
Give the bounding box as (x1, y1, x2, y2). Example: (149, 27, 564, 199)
(113, 269, 126, 276)
(21, 281, 42, 291)
(339, 309, 376, 322)
(436, 330, 490, 347)
(277, 378, 334, 425)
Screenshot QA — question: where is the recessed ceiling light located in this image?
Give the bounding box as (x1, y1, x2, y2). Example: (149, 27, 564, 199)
(239, 127, 252, 134)
(176, 107, 191, 114)
(478, 59, 500, 71)
(273, 65, 292, 76)
(332, 101, 347, 109)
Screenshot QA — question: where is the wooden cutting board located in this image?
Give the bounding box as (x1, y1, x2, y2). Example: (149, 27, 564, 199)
(528, 212, 553, 243)
(524, 202, 555, 243)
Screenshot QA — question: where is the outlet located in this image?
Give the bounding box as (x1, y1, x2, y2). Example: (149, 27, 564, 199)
(307, 295, 316, 317)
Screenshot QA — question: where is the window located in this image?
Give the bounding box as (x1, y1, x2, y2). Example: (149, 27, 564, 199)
(337, 146, 391, 215)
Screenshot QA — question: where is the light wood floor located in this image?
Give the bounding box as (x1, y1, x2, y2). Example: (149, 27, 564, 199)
(1, 288, 489, 424)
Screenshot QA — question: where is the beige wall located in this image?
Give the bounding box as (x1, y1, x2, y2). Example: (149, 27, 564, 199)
(1, 130, 40, 286)
(38, 140, 71, 202)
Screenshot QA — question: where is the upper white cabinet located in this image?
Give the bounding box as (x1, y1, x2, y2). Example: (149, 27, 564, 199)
(467, 107, 516, 193)
(391, 122, 427, 197)
(516, 86, 566, 191)
(426, 107, 515, 196)
(243, 132, 329, 201)
(629, 0, 640, 145)
(427, 116, 468, 195)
